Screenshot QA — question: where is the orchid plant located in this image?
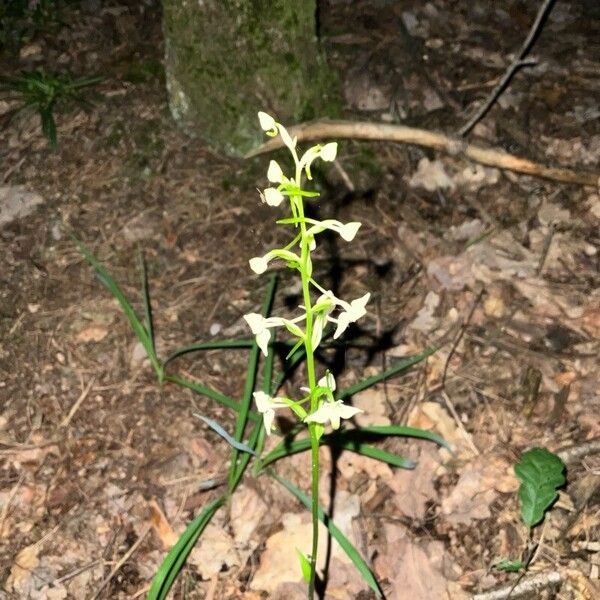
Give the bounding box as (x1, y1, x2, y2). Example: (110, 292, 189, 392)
(76, 111, 447, 600)
(244, 111, 370, 596)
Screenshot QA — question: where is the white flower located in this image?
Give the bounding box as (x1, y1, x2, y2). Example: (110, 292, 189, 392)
(334, 292, 370, 339)
(299, 146, 321, 179)
(310, 292, 335, 349)
(306, 219, 362, 242)
(267, 160, 284, 183)
(320, 142, 338, 162)
(258, 111, 277, 133)
(305, 400, 362, 430)
(254, 391, 287, 434)
(243, 313, 284, 356)
(262, 187, 284, 207)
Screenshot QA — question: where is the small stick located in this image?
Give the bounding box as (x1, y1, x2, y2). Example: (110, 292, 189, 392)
(0, 473, 25, 536)
(535, 223, 555, 276)
(459, 0, 557, 136)
(60, 377, 95, 428)
(245, 120, 598, 187)
(90, 526, 151, 600)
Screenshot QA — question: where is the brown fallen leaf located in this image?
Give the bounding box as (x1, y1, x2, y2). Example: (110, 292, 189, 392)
(75, 324, 109, 343)
(441, 454, 518, 525)
(148, 498, 179, 549)
(5, 543, 40, 593)
(375, 523, 452, 600)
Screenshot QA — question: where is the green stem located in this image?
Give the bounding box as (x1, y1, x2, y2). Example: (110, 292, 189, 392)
(294, 163, 319, 600)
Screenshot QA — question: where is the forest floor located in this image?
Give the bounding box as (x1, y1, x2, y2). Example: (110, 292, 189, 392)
(1, 0, 599, 598)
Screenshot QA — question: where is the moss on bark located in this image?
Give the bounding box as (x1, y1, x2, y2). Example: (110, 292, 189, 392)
(162, 0, 341, 156)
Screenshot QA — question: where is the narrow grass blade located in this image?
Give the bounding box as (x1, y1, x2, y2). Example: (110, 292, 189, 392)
(73, 236, 163, 378)
(162, 339, 254, 369)
(147, 495, 226, 600)
(259, 435, 414, 470)
(229, 275, 277, 491)
(337, 346, 438, 401)
(194, 413, 258, 456)
(271, 472, 383, 599)
(138, 249, 155, 359)
(165, 373, 259, 423)
(259, 424, 448, 471)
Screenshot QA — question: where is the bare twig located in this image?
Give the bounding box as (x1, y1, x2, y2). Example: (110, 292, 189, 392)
(90, 526, 151, 600)
(60, 377, 95, 427)
(245, 120, 598, 187)
(459, 0, 557, 136)
(472, 570, 561, 600)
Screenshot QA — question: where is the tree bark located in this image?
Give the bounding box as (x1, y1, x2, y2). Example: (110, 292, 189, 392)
(162, 0, 340, 156)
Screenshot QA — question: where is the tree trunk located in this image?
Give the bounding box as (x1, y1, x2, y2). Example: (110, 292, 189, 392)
(162, 0, 340, 156)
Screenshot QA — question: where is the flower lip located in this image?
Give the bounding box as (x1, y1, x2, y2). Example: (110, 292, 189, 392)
(305, 400, 362, 430)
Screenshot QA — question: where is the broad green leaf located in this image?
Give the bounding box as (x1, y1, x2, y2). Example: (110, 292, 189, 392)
(147, 495, 226, 600)
(271, 472, 383, 599)
(514, 447, 566, 529)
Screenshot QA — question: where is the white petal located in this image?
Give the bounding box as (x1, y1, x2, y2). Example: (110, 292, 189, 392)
(278, 124, 296, 152)
(320, 142, 337, 162)
(256, 329, 271, 356)
(317, 372, 336, 392)
(264, 187, 284, 206)
(333, 313, 351, 339)
(258, 111, 276, 132)
(267, 160, 284, 183)
(339, 222, 361, 242)
(243, 312, 265, 334)
(253, 391, 272, 413)
(249, 256, 269, 274)
(348, 293, 370, 318)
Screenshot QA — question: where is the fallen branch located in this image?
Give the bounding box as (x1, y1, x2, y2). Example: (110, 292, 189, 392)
(245, 120, 598, 188)
(472, 571, 561, 600)
(459, 0, 557, 136)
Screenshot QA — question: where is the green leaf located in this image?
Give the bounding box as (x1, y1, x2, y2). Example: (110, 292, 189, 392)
(40, 107, 57, 148)
(259, 425, 447, 472)
(73, 236, 163, 379)
(165, 373, 259, 422)
(162, 339, 255, 369)
(493, 558, 523, 573)
(228, 276, 277, 491)
(138, 250, 156, 362)
(514, 447, 566, 529)
(337, 346, 439, 401)
(271, 472, 383, 599)
(147, 495, 226, 600)
(296, 549, 312, 584)
(193, 413, 258, 456)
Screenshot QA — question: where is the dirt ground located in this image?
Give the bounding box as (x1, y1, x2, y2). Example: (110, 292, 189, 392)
(1, 0, 599, 598)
